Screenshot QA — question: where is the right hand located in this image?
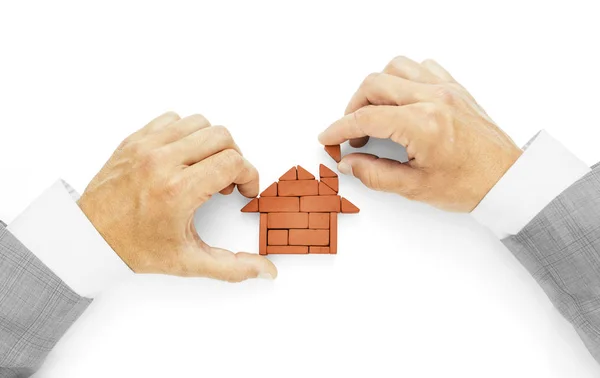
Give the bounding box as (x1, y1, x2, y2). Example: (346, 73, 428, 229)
(318, 56, 522, 212)
(78, 111, 277, 282)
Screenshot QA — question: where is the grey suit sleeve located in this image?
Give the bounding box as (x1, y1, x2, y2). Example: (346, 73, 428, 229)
(503, 163, 600, 363)
(0, 223, 91, 377)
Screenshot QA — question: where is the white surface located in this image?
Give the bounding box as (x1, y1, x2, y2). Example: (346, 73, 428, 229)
(0, 0, 599, 376)
(471, 130, 591, 239)
(7, 180, 132, 297)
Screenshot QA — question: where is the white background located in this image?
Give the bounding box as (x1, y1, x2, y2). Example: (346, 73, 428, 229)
(1, 0, 599, 377)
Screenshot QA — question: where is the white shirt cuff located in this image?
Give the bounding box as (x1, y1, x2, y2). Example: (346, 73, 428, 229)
(7, 179, 133, 297)
(471, 130, 591, 239)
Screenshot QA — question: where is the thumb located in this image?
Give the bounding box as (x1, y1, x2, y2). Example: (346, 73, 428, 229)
(190, 246, 278, 282)
(338, 153, 421, 195)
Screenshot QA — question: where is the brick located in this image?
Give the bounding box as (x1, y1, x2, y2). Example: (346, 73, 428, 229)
(278, 180, 318, 196)
(267, 246, 308, 254)
(319, 164, 337, 178)
(240, 198, 259, 212)
(308, 213, 329, 229)
(259, 197, 299, 212)
(259, 214, 267, 255)
(268, 230, 288, 245)
(267, 213, 308, 228)
(289, 229, 329, 246)
(297, 165, 315, 180)
(299, 195, 340, 212)
(318, 181, 336, 195)
(279, 167, 297, 180)
(341, 197, 360, 213)
(329, 212, 337, 254)
(309, 246, 330, 254)
(324, 145, 341, 162)
(321, 177, 338, 193)
(260, 182, 277, 197)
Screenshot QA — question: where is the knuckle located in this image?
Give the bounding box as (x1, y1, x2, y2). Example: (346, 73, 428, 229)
(212, 125, 233, 141)
(222, 148, 243, 166)
(162, 176, 184, 199)
(188, 113, 209, 126)
(363, 72, 381, 87)
(433, 85, 457, 105)
(126, 140, 148, 157)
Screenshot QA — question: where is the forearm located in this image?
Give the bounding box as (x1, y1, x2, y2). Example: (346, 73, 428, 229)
(0, 223, 91, 376)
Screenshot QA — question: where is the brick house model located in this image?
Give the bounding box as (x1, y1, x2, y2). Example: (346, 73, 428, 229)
(241, 164, 359, 255)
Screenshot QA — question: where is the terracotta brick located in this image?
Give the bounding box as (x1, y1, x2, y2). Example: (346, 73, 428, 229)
(318, 181, 336, 195)
(329, 212, 337, 254)
(299, 195, 340, 212)
(240, 198, 259, 212)
(268, 230, 288, 245)
(341, 197, 360, 213)
(324, 145, 341, 162)
(309, 246, 330, 254)
(278, 180, 318, 196)
(297, 165, 315, 180)
(259, 197, 299, 212)
(267, 213, 308, 229)
(279, 167, 297, 180)
(319, 164, 338, 178)
(260, 182, 277, 197)
(289, 229, 329, 246)
(259, 214, 267, 255)
(321, 177, 338, 193)
(308, 213, 329, 229)
(267, 246, 308, 254)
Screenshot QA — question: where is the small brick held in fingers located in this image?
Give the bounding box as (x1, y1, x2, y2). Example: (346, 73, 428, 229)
(300, 195, 341, 212)
(241, 198, 259, 212)
(278, 180, 318, 196)
(267, 213, 309, 229)
(308, 213, 329, 229)
(319, 164, 338, 178)
(259, 197, 299, 212)
(321, 177, 338, 193)
(267, 246, 308, 254)
(268, 229, 288, 245)
(341, 198, 360, 213)
(329, 212, 338, 254)
(289, 229, 329, 246)
(279, 167, 297, 180)
(259, 214, 268, 255)
(309, 246, 330, 254)
(260, 182, 277, 197)
(324, 145, 341, 163)
(297, 165, 315, 180)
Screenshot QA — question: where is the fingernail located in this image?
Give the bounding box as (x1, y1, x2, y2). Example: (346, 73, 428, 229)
(257, 272, 274, 280)
(338, 161, 353, 176)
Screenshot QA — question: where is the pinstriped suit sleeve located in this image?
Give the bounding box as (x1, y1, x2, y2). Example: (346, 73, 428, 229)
(0, 223, 91, 377)
(503, 162, 600, 363)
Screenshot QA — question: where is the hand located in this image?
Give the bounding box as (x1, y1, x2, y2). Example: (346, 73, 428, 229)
(78, 112, 277, 282)
(318, 56, 522, 212)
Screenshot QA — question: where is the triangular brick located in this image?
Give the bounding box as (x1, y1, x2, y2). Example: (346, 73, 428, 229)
(321, 177, 338, 193)
(279, 167, 297, 181)
(341, 197, 360, 213)
(319, 164, 337, 178)
(319, 181, 336, 195)
(260, 182, 277, 196)
(297, 165, 315, 180)
(324, 145, 341, 162)
(241, 198, 259, 212)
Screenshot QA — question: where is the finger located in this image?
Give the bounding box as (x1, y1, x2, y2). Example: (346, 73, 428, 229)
(162, 125, 242, 166)
(383, 56, 442, 84)
(180, 246, 277, 282)
(152, 113, 211, 146)
(344, 72, 434, 115)
(219, 183, 235, 195)
(129, 111, 181, 140)
(339, 153, 423, 195)
(182, 149, 260, 202)
(421, 59, 457, 83)
(319, 104, 427, 147)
